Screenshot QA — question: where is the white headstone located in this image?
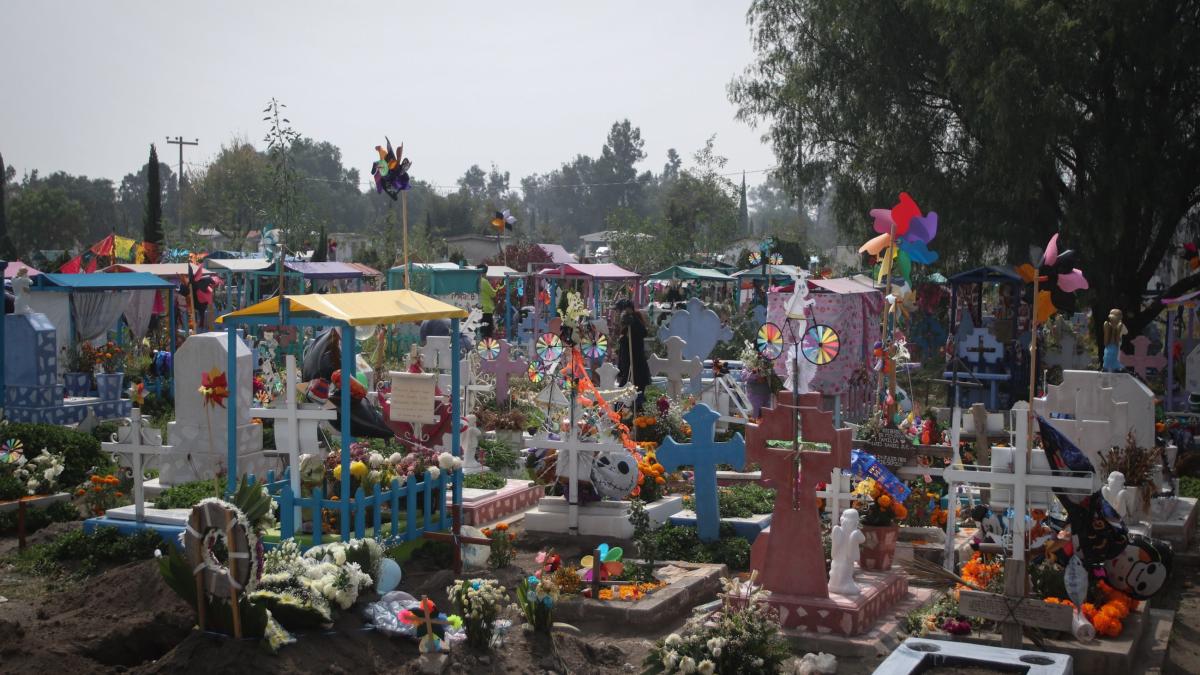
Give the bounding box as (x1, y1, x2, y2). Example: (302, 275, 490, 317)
(1032, 370, 1153, 471)
(162, 332, 265, 485)
(421, 336, 454, 372)
(649, 335, 703, 398)
(597, 362, 621, 390)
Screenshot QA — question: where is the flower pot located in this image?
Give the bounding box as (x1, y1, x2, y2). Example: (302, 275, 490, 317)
(859, 523, 899, 571)
(95, 372, 124, 401)
(745, 379, 771, 417)
(63, 372, 92, 397)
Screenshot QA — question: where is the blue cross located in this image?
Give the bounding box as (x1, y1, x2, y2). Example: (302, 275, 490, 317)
(657, 403, 745, 542)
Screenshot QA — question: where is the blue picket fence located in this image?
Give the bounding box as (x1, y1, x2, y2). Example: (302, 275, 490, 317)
(247, 468, 454, 549)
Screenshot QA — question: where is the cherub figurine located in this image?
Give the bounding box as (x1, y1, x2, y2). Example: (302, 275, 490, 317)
(829, 508, 865, 595)
(11, 267, 32, 315)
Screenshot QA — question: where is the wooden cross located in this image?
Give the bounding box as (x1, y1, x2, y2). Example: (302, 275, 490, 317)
(958, 558, 1072, 648)
(526, 427, 626, 533)
(1119, 335, 1167, 378)
(656, 403, 745, 542)
(250, 355, 337, 526)
(101, 408, 173, 522)
(421, 503, 491, 575)
(648, 335, 702, 398)
(746, 392, 852, 597)
(479, 339, 527, 401)
(402, 595, 454, 653)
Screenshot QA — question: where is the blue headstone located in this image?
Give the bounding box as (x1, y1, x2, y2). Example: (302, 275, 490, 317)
(656, 403, 745, 542)
(657, 298, 733, 361)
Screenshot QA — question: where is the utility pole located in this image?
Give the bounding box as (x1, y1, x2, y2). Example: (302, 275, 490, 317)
(166, 136, 198, 243)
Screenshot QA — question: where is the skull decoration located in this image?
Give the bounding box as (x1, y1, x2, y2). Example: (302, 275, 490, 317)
(589, 450, 639, 499)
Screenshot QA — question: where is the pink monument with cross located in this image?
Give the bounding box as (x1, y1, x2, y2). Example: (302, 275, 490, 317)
(746, 392, 910, 635)
(1119, 335, 1167, 378)
(479, 339, 528, 401)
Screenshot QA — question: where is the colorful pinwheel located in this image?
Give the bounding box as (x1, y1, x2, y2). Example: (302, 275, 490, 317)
(535, 333, 564, 363)
(1017, 233, 1089, 324)
(860, 192, 939, 283)
(801, 324, 841, 365)
(756, 322, 784, 360)
(580, 543, 624, 581)
(0, 439, 24, 465)
(129, 381, 146, 407)
(491, 209, 516, 232)
(476, 337, 501, 361)
(199, 368, 229, 408)
(370, 137, 412, 200)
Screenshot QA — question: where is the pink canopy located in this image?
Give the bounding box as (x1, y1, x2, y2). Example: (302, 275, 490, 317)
(4, 261, 42, 278)
(538, 263, 640, 280)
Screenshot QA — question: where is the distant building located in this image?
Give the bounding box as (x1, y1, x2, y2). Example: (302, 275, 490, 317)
(330, 232, 373, 262)
(578, 230, 652, 261)
(444, 234, 514, 265)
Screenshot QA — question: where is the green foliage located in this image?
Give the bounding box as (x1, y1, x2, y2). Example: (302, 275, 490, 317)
(89, 421, 120, 445)
(462, 471, 507, 490)
(730, 0, 1200, 338)
(154, 478, 221, 510)
(478, 438, 520, 473)
(684, 483, 776, 519)
(11, 526, 165, 577)
(644, 522, 751, 571)
(144, 144, 164, 247)
(4, 422, 107, 486)
(0, 474, 23, 501)
(1180, 476, 1200, 500)
(0, 499, 78, 534)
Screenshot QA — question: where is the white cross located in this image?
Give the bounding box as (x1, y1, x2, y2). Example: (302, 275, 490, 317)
(526, 428, 626, 533)
(1044, 332, 1090, 371)
(649, 336, 702, 398)
(942, 402, 1095, 563)
(102, 409, 173, 522)
(596, 362, 620, 390)
(816, 468, 855, 522)
(250, 355, 337, 525)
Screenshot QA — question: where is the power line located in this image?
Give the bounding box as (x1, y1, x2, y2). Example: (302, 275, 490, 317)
(166, 136, 199, 239)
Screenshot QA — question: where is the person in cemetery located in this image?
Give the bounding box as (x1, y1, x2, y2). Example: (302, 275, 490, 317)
(664, 280, 684, 304)
(615, 298, 651, 411)
(477, 264, 499, 339)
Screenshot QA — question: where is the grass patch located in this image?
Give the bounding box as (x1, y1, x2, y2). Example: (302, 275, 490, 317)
(8, 526, 166, 577)
(683, 483, 776, 518)
(646, 522, 751, 570)
(462, 471, 507, 490)
(153, 478, 222, 510)
(0, 500, 79, 535)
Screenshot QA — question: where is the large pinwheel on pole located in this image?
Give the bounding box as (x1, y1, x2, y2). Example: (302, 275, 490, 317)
(859, 192, 939, 419)
(370, 138, 413, 286)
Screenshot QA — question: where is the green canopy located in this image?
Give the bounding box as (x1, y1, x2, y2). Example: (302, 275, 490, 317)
(648, 265, 735, 282)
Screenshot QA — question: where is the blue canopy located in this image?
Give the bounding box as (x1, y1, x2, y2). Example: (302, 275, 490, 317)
(33, 272, 174, 291)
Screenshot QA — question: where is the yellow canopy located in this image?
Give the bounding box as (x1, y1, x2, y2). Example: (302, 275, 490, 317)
(217, 289, 467, 326)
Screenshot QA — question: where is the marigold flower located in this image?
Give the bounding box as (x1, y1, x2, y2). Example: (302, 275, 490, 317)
(655, 476, 666, 485)
(878, 494, 893, 508)
(115, 491, 124, 498)
(496, 522, 509, 531)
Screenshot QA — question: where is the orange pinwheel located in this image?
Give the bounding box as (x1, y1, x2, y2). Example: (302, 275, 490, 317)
(199, 368, 229, 408)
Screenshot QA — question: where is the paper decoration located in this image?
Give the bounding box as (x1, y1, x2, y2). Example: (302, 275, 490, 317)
(388, 372, 438, 423)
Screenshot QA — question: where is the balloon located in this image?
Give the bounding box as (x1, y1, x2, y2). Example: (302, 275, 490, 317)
(1104, 534, 1173, 600)
(376, 558, 403, 593)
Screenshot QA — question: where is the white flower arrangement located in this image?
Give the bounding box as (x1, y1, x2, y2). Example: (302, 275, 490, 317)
(251, 537, 386, 627)
(437, 451, 463, 472)
(448, 578, 509, 649)
(8, 449, 64, 496)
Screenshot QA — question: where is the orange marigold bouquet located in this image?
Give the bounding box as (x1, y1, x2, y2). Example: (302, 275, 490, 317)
(853, 477, 908, 526)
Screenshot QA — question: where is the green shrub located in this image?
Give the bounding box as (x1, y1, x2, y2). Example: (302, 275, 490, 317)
(90, 421, 121, 444)
(0, 474, 24, 501)
(0, 499, 79, 535)
(4, 423, 108, 486)
(10, 526, 166, 577)
(1181, 476, 1200, 500)
(154, 478, 221, 510)
(462, 471, 507, 490)
(683, 483, 776, 519)
(478, 438, 520, 473)
(649, 522, 751, 570)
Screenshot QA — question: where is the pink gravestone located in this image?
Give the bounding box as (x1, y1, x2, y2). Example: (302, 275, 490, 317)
(747, 392, 910, 635)
(479, 339, 527, 401)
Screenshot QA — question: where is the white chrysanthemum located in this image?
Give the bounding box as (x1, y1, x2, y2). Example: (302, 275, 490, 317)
(697, 660, 715, 675)
(679, 656, 696, 674)
(428, 466, 441, 481)
(665, 633, 683, 648)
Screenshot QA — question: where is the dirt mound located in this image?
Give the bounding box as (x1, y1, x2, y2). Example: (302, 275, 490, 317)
(2, 559, 192, 674)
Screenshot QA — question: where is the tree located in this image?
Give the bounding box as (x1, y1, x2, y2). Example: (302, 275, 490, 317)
(312, 224, 328, 262)
(730, 0, 1200, 346)
(594, 119, 649, 213)
(143, 144, 164, 261)
(119, 157, 176, 238)
(262, 98, 305, 248)
(9, 185, 87, 253)
(188, 139, 270, 248)
(0, 150, 14, 260)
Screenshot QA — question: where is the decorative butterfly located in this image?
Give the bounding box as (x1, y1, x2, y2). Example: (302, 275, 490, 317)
(370, 137, 412, 200)
(580, 543, 624, 581)
(491, 209, 516, 232)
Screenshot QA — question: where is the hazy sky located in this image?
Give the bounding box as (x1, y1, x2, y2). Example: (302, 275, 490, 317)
(1, 1, 777, 193)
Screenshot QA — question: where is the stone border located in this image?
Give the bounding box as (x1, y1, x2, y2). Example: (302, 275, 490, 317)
(554, 561, 725, 627)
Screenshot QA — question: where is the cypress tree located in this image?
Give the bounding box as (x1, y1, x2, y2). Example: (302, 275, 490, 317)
(0, 150, 14, 260)
(143, 144, 164, 261)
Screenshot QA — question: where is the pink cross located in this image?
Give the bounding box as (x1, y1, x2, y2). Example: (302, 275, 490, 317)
(1119, 335, 1166, 378)
(479, 339, 527, 401)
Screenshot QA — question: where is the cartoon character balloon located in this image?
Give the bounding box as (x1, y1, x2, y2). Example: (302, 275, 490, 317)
(1104, 534, 1173, 600)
